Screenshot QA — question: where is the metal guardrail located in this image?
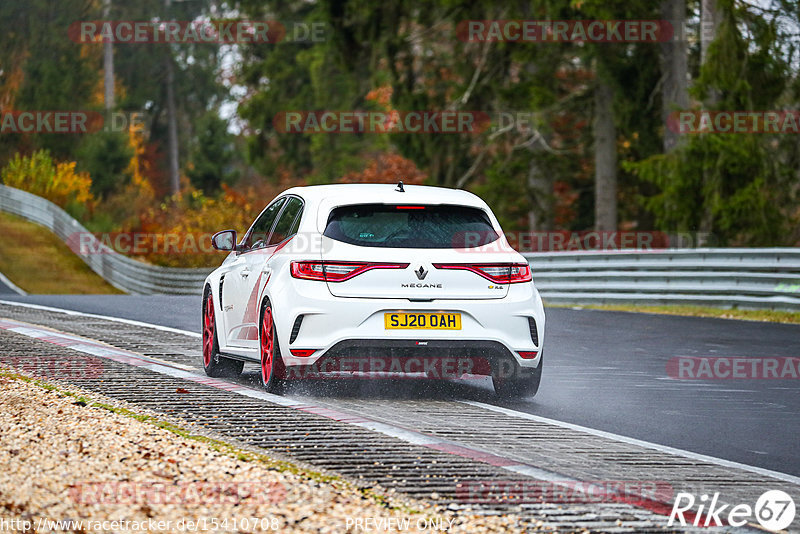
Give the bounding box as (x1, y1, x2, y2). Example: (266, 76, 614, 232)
(525, 250, 800, 311)
(1, 184, 799, 308)
(0, 185, 210, 295)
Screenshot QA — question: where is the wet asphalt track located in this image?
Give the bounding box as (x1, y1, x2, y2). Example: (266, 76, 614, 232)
(1, 294, 798, 477)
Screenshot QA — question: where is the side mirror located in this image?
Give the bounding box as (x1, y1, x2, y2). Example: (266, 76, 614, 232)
(211, 229, 238, 251)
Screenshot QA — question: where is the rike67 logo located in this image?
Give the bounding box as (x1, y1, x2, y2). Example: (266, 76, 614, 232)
(669, 490, 795, 531)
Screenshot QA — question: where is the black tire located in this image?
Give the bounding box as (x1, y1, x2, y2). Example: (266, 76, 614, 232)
(492, 355, 543, 399)
(202, 287, 244, 378)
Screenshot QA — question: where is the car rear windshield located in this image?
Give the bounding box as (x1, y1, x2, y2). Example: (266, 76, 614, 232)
(323, 204, 499, 248)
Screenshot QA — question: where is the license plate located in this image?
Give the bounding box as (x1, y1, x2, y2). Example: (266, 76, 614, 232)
(384, 312, 461, 330)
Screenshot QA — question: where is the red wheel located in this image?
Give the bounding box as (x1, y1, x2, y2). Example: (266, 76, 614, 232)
(202, 287, 243, 378)
(203, 291, 215, 367)
(260, 301, 285, 391)
(261, 305, 274, 386)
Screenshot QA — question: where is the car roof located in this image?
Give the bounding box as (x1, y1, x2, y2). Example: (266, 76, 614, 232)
(280, 183, 487, 208)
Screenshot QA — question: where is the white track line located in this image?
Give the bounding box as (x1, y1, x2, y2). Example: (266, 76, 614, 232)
(2, 298, 799, 486)
(461, 400, 800, 486)
(0, 317, 599, 490)
(0, 299, 200, 338)
(0, 273, 26, 296)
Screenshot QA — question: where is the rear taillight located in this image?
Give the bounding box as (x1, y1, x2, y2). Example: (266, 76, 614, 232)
(432, 263, 532, 284)
(290, 261, 409, 282)
(290, 349, 317, 357)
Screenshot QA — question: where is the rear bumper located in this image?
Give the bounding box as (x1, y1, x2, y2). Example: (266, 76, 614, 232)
(271, 279, 545, 370)
(283, 339, 536, 380)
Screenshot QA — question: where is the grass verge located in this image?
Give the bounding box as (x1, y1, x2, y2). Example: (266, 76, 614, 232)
(0, 212, 122, 294)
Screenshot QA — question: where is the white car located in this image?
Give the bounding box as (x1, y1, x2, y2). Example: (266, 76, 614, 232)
(202, 183, 545, 397)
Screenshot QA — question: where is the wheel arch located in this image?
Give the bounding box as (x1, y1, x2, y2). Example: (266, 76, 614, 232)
(202, 283, 214, 317)
(258, 295, 269, 324)
(258, 293, 289, 362)
(203, 281, 228, 349)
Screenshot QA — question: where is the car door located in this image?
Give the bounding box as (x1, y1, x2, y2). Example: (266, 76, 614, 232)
(221, 197, 286, 348)
(234, 196, 305, 351)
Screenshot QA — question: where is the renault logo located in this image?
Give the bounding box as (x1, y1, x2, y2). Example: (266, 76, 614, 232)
(415, 266, 428, 280)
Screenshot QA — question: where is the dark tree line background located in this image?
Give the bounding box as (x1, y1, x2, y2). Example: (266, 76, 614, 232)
(1, 0, 799, 245)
